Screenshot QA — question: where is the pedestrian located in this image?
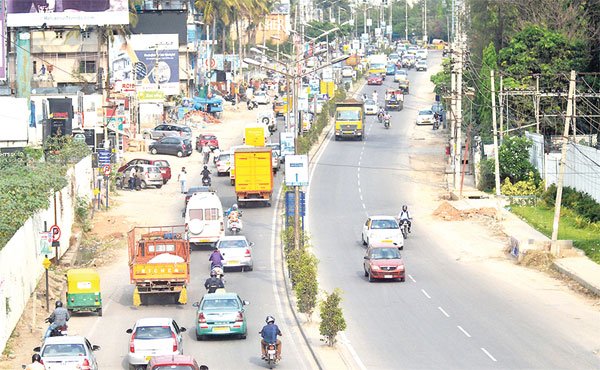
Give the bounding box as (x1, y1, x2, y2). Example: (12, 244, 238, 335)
(178, 167, 187, 194)
(202, 143, 211, 165)
(40, 64, 46, 75)
(129, 167, 136, 190)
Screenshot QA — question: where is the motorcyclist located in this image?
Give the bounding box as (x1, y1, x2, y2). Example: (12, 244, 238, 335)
(226, 204, 240, 222)
(204, 270, 225, 293)
(208, 248, 224, 269)
(44, 301, 69, 339)
(377, 107, 385, 122)
(260, 315, 282, 362)
(398, 205, 412, 233)
(25, 354, 45, 370)
(201, 165, 211, 184)
(383, 110, 392, 127)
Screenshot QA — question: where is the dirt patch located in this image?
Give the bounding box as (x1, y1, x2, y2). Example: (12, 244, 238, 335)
(519, 250, 554, 270)
(433, 201, 497, 221)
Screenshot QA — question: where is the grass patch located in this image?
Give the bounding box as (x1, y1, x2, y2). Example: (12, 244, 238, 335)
(511, 203, 600, 264)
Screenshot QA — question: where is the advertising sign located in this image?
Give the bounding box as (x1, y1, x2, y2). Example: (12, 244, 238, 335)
(110, 34, 179, 96)
(285, 155, 309, 187)
(7, 0, 129, 27)
(280, 131, 295, 158)
(0, 0, 5, 80)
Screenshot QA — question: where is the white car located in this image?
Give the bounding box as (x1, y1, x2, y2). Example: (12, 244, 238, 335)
(253, 90, 270, 105)
(394, 70, 408, 82)
(416, 109, 435, 125)
(361, 216, 404, 250)
(35, 336, 100, 370)
(126, 318, 186, 369)
(416, 61, 427, 71)
(364, 99, 378, 115)
(416, 49, 428, 60)
(216, 235, 254, 271)
(342, 66, 356, 78)
(216, 151, 232, 176)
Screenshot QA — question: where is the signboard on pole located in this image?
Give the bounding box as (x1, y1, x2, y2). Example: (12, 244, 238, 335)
(285, 155, 309, 187)
(280, 132, 295, 158)
(98, 150, 111, 167)
(7, 0, 129, 27)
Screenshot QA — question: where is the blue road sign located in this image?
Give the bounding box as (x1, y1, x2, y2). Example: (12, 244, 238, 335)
(285, 191, 305, 217)
(98, 150, 111, 167)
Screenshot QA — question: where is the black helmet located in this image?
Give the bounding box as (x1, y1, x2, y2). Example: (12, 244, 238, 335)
(203, 165, 208, 170)
(55, 300, 63, 308)
(266, 315, 275, 324)
(402, 205, 408, 211)
(210, 270, 217, 277)
(32, 354, 41, 362)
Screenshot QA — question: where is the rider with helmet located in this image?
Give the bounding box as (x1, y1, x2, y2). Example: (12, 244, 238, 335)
(201, 165, 211, 184)
(25, 354, 45, 370)
(226, 204, 240, 223)
(204, 270, 225, 293)
(398, 205, 412, 232)
(259, 316, 282, 362)
(44, 301, 70, 339)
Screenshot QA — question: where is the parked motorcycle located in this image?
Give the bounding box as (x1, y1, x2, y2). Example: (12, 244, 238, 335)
(399, 219, 409, 239)
(262, 342, 279, 368)
(247, 100, 258, 110)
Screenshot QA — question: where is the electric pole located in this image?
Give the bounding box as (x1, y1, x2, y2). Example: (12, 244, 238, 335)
(491, 70, 501, 209)
(405, 1, 408, 41)
(551, 70, 576, 256)
(423, 0, 427, 43)
(453, 5, 463, 190)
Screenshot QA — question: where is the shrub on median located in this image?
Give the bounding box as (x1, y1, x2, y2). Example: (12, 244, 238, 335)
(319, 289, 347, 346)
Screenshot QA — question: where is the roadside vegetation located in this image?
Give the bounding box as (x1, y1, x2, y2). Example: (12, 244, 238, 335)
(0, 137, 91, 249)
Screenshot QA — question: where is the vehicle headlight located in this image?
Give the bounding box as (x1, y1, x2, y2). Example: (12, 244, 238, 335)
(398, 265, 405, 270)
(371, 265, 380, 270)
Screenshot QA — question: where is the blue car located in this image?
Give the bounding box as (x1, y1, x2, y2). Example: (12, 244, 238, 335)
(386, 64, 396, 75)
(193, 292, 249, 340)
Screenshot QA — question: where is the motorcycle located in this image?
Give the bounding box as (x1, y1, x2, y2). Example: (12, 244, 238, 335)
(399, 219, 409, 239)
(45, 317, 67, 337)
(377, 112, 384, 123)
(211, 266, 224, 280)
(247, 100, 258, 110)
(433, 113, 441, 130)
(228, 218, 243, 234)
(384, 117, 390, 129)
(262, 342, 279, 368)
(202, 176, 212, 187)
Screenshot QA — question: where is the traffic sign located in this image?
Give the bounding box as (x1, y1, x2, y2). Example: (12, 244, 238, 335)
(49, 225, 61, 242)
(285, 155, 309, 187)
(42, 257, 52, 270)
(98, 150, 111, 167)
(285, 191, 306, 217)
(205, 58, 216, 69)
(101, 165, 112, 176)
(93, 188, 100, 196)
(73, 133, 85, 142)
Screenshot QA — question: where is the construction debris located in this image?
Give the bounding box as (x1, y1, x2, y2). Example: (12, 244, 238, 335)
(433, 201, 497, 221)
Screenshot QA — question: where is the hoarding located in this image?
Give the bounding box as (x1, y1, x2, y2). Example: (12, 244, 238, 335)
(7, 0, 129, 27)
(110, 34, 179, 96)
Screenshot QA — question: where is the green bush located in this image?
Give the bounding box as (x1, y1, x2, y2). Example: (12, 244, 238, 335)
(542, 185, 600, 224)
(319, 289, 346, 346)
(477, 157, 496, 192)
(500, 172, 544, 196)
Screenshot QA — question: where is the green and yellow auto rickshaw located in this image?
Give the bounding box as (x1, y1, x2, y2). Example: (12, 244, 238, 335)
(66, 269, 102, 316)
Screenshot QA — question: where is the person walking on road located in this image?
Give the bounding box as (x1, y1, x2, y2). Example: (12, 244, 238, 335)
(129, 167, 137, 190)
(178, 167, 187, 194)
(202, 143, 211, 165)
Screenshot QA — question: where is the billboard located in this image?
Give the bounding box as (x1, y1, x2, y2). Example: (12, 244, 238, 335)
(7, 0, 129, 27)
(0, 0, 5, 79)
(109, 34, 180, 96)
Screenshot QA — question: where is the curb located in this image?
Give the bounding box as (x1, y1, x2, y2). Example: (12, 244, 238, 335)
(552, 260, 600, 297)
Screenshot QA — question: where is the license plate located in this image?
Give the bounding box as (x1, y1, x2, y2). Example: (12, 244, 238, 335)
(384, 275, 393, 279)
(228, 260, 239, 265)
(199, 239, 210, 242)
(213, 326, 229, 332)
(145, 356, 152, 361)
(343, 131, 353, 134)
(381, 240, 393, 243)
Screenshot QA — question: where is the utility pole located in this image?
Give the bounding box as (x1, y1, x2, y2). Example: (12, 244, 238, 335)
(405, 1, 408, 41)
(423, 0, 427, 43)
(364, 4, 367, 35)
(491, 70, 501, 208)
(388, 0, 393, 44)
(535, 75, 540, 134)
(453, 6, 463, 190)
(499, 75, 504, 141)
(551, 70, 576, 256)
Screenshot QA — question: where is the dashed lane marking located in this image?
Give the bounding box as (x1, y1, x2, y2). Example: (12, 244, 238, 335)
(408, 274, 416, 283)
(421, 289, 431, 299)
(457, 325, 472, 338)
(481, 347, 498, 362)
(438, 306, 450, 318)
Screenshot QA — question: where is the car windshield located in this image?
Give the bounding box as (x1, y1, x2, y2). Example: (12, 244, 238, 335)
(154, 160, 169, 167)
(371, 219, 399, 229)
(218, 240, 248, 248)
(154, 366, 196, 370)
(371, 63, 385, 70)
(337, 110, 360, 121)
(255, 91, 265, 96)
(42, 344, 86, 357)
(419, 110, 433, 116)
(371, 248, 402, 260)
(148, 166, 161, 173)
(219, 154, 231, 161)
(182, 127, 192, 133)
(134, 326, 172, 339)
(365, 100, 375, 106)
(203, 135, 217, 140)
(369, 74, 379, 79)
(201, 298, 240, 310)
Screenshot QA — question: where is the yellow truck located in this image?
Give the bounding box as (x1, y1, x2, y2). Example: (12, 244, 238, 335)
(234, 147, 273, 207)
(335, 99, 365, 141)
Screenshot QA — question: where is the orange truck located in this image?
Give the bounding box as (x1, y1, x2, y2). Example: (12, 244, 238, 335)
(128, 226, 190, 306)
(234, 147, 273, 207)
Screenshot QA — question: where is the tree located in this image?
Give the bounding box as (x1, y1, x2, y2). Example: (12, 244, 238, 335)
(472, 42, 497, 139)
(294, 250, 319, 320)
(319, 289, 346, 346)
(498, 136, 538, 184)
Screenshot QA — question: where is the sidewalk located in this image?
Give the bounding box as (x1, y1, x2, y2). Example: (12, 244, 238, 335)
(447, 171, 600, 297)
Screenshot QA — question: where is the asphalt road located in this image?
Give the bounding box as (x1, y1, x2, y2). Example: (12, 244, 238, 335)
(308, 52, 600, 369)
(67, 114, 314, 369)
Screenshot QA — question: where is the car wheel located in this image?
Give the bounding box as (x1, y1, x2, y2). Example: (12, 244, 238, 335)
(151, 148, 158, 155)
(368, 271, 375, 282)
(400, 277, 405, 282)
(361, 234, 367, 246)
(140, 181, 147, 189)
(156, 184, 162, 189)
(364, 267, 368, 277)
(196, 332, 203, 341)
(177, 150, 183, 157)
(239, 333, 247, 339)
(230, 179, 235, 185)
(247, 265, 253, 272)
(163, 179, 168, 184)
(97, 308, 102, 316)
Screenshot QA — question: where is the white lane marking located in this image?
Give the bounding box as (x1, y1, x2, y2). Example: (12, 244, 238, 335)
(438, 306, 450, 318)
(421, 289, 431, 299)
(339, 331, 368, 370)
(408, 274, 416, 283)
(457, 325, 472, 338)
(361, 203, 366, 209)
(357, 171, 360, 179)
(481, 347, 498, 362)
(359, 194, 363, 202)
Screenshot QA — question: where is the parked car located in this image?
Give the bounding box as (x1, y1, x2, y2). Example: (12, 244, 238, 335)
(185, 186, 212, 207)
(143, 124, 192, 140)
(253, 90, 270, 105)
(148, 355, 201, 370)
(416, 61, 428, 71)
(367, 73, 383, 85)
(118, 159, 171, 184)
(149, 137, 193, 157)
(361, 215, 404, 250)
(364, 99, 378, 115)
(126, 318, 186, 370)
(363, 242, 406, 282)
(193, 292, 249, 340)
(394, 69, 408, 82)
(196, 133, 219, 151)
(416, 109, 435, 125)
(216, 235, 254, 271)
(34, 336, 100, 370)
(117, 164, 164, 189)
(216, 151, 232, 176)
(342, 66, 356, 79)
(266, 142, 281, 158)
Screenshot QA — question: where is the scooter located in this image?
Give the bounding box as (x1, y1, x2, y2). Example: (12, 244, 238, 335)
(432, 119, 440, 130)
(44, 317, 68, 337)
(262, 342, 279, 368)
(384, 117, 390, 129)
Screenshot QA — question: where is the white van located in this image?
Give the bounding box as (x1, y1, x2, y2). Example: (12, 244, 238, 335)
(185, 192, 224, 247)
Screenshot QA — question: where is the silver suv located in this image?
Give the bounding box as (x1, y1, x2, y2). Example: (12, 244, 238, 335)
(143, 124, 192, 140)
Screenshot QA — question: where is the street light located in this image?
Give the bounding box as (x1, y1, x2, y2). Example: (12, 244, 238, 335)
(271, 35, 281, 62)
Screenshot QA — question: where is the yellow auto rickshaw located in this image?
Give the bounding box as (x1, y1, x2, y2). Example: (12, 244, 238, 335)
(66, 268, 102, 316)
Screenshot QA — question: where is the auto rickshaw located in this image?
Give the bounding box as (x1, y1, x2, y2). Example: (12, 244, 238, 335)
(66, 268, 102, 316)
(398, 79, 410, 95)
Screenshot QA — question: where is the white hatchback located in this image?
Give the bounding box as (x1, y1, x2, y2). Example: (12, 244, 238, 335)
(364, 99, 378, 115)
(126, 318, 186, 369)
(253, 90, 270, 105)
(362, 216, 404, 250)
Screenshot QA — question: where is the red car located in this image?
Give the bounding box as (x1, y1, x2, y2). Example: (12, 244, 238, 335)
(148, 354, 201, 370)
(118, 159, 171, 184)
(367, 73, 383, 85)
(363, 243, 406, 282)
(196, 133, 219, 151)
